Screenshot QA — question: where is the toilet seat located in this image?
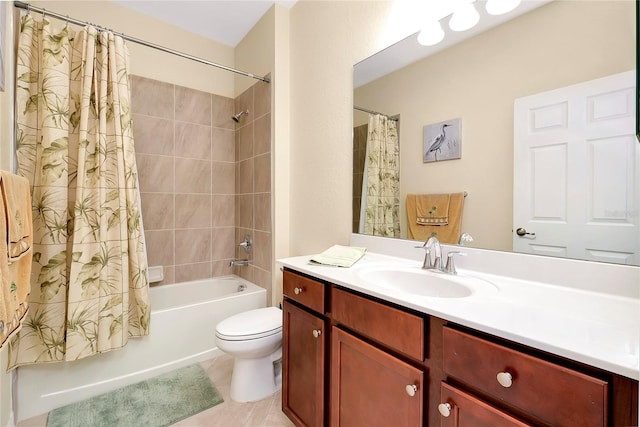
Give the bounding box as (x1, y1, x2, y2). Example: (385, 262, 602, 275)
(215, 307, 282, 341)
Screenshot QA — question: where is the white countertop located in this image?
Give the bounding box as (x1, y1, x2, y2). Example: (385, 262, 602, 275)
(278, 251, 640, 381)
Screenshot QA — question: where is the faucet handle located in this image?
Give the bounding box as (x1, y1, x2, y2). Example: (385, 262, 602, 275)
(445, 251, 466, 274)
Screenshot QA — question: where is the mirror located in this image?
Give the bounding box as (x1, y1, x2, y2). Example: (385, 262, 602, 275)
(353, 0, 639, 266)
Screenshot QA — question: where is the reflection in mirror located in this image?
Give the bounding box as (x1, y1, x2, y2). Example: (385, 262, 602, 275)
(353, 0, 639, 265)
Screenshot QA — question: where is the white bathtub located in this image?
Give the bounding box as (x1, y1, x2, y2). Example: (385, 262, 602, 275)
(15, 276, 266, 422)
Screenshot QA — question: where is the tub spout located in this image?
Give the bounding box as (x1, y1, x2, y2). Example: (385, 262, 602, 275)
(229, 259, 249, 267)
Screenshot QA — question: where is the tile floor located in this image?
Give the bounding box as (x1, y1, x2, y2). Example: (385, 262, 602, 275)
(18, 354, 295, 427)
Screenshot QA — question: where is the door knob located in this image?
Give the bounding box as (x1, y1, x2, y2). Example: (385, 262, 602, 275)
(438, 403, 452, 417)
(405, 384, 418, 397)
(294, 287, 303, 294)
(515, 227, 535, 237)
(497, 371, 513, 388)
(312, 329, 321, 338)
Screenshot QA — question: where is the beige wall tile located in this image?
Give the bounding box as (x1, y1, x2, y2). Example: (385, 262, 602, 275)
(175, 86, 211, 125)
(175, 228, 212, 264)
(235, 87, 253, 127)
(236, 194, 254, 229)
(212, 162, 235, 194)
(145, 230, 174, 266)
(212, 94, 235, 130)
(253, 231, 272, 271)
(237, 158, 254, 194)
(254, 80, 271, 118)
(176, 122, 211, 160)
(211, 227, 236, 260)
(212, 195, 235, 227)
(141, 193, 174, 230)
(254, 153, 270, 193)
(254, 193, 271, 232)
(175, 262, 212, 283)
(175, 194, 212, 229)
(131, 76, 174, 119)
(175, 158, 212, 194)
(212, 260, 233, 277)
(136, 154, 174, 193)
(150, 266, 174, 287)
(212, 128, 235, 162)
(236, 123, 254, 161)
(254, 114, 270, 156)
(133, 114, 174, 156)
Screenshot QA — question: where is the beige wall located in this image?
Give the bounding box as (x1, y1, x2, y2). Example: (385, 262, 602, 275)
(29, 1, 235, 96)
(288, 0, 397, 255)
(354, 0, 635, 251)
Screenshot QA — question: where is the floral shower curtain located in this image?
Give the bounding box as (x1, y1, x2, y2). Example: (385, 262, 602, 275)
(8, 15, 150, 368)
(362, 114, 400, 237)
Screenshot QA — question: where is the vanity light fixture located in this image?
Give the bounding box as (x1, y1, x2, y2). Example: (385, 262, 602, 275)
(417, 20, 445, 46)
(449, 2, 480, 32)
(485, 0, 521, 16)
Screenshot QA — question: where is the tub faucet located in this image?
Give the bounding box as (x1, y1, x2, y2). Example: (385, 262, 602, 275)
(229, 259, 249, 267)
(418, 236, 442, 271)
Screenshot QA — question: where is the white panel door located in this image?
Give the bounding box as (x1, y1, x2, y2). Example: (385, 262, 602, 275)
(513, 70, 639, 265)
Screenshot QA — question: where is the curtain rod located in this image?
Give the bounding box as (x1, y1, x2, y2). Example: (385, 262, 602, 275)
(353, 106, 398, 121)
(13, 1, 271, 84)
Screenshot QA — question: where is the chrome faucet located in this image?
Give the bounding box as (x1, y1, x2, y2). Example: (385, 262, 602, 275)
(419, 236, 442, 271)
(229, 259, 249, 267)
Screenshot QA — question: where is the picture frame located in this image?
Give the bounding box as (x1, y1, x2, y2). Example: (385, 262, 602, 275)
(423, 117, 461, 163)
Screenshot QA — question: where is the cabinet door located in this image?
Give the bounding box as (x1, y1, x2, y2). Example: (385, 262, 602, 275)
(282, 300, 325, 427)
(439, 382, 533, 427)
(330, 327, 423, 427)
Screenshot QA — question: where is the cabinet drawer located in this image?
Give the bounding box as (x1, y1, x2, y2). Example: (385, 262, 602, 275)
(439, 382, 533, 427)
(443, 327, 608, 427)
(331, 286, 424, 361)
(283, 269, 325, 313)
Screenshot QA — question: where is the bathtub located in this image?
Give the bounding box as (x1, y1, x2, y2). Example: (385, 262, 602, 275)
(15, 276, 266, 422)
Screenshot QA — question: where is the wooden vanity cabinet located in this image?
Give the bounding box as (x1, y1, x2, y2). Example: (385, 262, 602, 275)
(282, 270, 327, 427)
(330, 286, 427, 427)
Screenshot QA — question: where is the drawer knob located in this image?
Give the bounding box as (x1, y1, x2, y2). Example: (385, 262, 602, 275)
(405, 384, 418, 397)
(312, 329, 322, 338)
(497, 371, 513, 388)
(438, 403, 452, 417)
(294, 287, 304, 295)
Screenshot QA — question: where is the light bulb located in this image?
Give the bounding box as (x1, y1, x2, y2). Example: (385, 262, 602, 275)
(417, 21, 445, 46)
(449, 2, 479, 32)
(486, 0, 521, 15)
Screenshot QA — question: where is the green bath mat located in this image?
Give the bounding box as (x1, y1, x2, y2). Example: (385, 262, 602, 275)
(47, 364, 223, 427)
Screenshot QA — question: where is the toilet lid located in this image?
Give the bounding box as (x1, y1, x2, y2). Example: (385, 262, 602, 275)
(215, 307, 282, 341)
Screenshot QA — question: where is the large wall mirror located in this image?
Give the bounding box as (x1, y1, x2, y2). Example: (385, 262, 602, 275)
(353, 0, 639, 266)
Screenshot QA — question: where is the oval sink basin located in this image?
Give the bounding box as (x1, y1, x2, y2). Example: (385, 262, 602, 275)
(356, 266, 496, 298)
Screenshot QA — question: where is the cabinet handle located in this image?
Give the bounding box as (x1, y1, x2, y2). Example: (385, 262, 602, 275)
(438, 403, 452, 417)
(294, 287, 304, 295)
(312, 329, 322, 338)
(405, 384, 418, 397)
(496, 371, 513, 388)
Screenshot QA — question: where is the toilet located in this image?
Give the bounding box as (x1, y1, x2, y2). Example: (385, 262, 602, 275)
(215, 306, 283, 402)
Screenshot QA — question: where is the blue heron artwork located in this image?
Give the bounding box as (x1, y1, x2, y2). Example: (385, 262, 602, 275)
(423, 118, 462, 163)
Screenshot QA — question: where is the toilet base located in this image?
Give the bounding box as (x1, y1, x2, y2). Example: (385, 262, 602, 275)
(230, 351, 282, 402)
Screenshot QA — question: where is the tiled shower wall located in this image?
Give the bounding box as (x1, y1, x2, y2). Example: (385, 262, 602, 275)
(131, 75, 272, 297)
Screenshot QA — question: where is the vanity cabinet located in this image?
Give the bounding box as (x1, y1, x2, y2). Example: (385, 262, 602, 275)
(282, 267, 638, 427)
(330, 286, 426, 427)
(282, 270, 326, 427)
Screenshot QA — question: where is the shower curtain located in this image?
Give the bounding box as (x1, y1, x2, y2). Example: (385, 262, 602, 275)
(361, 114, 400, 237)
(8, 15, 150, 368)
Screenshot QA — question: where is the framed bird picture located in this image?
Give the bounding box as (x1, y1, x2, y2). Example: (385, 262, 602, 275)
(423, 118, 461, 163)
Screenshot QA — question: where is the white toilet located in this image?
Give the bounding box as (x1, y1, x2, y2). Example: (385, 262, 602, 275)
(215, 306, 283, 402)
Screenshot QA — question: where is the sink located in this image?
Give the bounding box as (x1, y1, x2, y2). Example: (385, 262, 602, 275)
(356, 266, 497, 298)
